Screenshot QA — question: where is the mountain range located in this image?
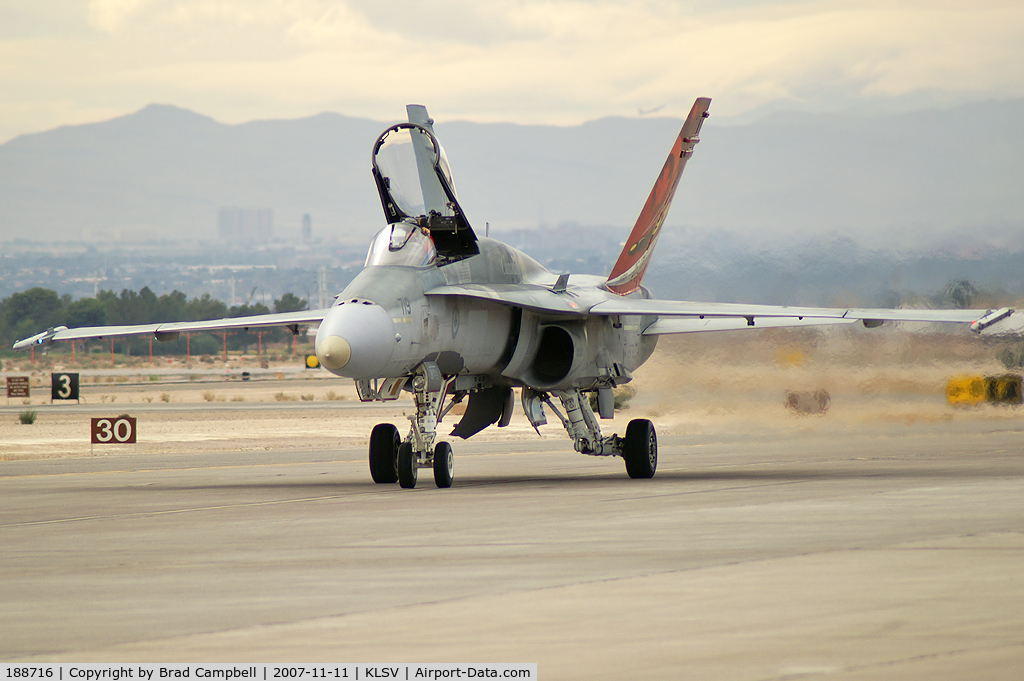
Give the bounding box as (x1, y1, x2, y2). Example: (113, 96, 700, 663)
(1, 100, 1022, 254)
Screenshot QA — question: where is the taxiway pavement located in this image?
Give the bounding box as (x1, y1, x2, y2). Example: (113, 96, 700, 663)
(2, 418, 1024, 680)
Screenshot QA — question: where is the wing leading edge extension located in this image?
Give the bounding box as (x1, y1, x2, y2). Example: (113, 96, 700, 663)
(13, 308, 330, 351)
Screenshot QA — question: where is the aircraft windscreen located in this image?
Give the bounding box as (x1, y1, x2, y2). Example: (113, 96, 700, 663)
(365, 223, 437, 268)
(374, 125, 457, 220)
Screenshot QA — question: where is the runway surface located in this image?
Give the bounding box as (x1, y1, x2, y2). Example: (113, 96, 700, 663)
(2, 417, 1024, 679)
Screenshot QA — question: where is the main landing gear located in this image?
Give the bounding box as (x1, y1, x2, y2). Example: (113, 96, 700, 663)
(522, 387, 658, 479)
(366, 367, 658, 487)
(367, 361, 461, 489)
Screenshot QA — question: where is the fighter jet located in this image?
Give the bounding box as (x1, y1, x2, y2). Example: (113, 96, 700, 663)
(14, 98, 1018, 488)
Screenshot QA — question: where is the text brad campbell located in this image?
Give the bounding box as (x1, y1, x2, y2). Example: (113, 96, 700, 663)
(1, 666, 536, 681)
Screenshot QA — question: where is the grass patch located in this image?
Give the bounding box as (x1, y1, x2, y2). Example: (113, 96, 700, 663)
(274, 392, 298, 402)
(19, 410, 37, 425)
(160, 393, 171, 403)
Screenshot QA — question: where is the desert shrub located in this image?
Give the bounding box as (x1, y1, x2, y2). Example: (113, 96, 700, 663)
(998, 344, 1024, 369)
(588, 385, 637, 413)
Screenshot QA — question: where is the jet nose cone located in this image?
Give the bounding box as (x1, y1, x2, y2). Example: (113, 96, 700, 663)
(315, 300, 395, 378)
(317, 335, 351, 370)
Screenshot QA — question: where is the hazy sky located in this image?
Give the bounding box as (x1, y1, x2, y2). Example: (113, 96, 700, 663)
(2, 0, 1023, 142)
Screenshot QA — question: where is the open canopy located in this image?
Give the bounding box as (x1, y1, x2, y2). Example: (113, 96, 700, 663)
(371, 122, 478, 262)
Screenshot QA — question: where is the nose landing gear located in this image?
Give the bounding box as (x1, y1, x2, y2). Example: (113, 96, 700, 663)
(370, 361, 461, 489)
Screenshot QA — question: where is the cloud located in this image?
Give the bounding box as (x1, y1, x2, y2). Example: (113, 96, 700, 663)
(87, 0, 152, 33)
(2, 0, 1024, 142)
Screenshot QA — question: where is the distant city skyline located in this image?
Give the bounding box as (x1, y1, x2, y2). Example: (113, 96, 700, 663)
(1, 1, 1022, 143)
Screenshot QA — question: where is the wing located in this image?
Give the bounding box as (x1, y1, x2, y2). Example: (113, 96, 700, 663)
(593, 298, 1013, 334)
(13, 308, 330, 351)
(426, 284, 1015, 334)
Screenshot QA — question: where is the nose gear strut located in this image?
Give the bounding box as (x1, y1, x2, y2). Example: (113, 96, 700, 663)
(397, 361, 462, 489)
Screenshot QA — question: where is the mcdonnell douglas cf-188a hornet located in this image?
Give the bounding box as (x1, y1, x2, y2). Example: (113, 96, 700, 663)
(15, 98, 1020, 488)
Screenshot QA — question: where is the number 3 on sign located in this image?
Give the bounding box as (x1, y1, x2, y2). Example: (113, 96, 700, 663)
(51, 372, 80, 401)
(91, 417, 137, 444)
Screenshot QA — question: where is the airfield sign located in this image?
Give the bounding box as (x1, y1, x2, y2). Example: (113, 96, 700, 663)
(51, 372, 80, 402)
(6, 376, 29, 402)
(91, 416, 138, 453)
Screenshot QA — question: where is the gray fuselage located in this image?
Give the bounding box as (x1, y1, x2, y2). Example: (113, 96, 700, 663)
(315, 237, 658, 391)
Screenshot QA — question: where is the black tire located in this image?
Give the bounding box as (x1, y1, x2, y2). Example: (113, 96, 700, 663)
(623, 418, 657, 479)
(398, 442, 418, 489)
(433, 441, 454, 488)
(368, 423, 400, 483)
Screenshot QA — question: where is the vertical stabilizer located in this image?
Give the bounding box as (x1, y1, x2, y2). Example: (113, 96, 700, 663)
(605, 97, 711, 295)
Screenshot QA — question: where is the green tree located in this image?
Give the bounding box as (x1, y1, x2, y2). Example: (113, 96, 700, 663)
(274, 293, 308, 313)
(154, 290, 188, 322)
(5, 288, 62, 330)
(97, 287, 160, 325)
(62, 298, 108, 328)
(185, 294, 228, 321)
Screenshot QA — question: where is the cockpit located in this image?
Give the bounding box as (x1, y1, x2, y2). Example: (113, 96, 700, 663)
(365, 221, 437, 268)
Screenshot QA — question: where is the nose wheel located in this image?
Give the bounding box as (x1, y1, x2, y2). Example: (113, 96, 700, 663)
(396, 441, 455, 489)
(397, 442, 418, 488)
(433, 441, 454, 488)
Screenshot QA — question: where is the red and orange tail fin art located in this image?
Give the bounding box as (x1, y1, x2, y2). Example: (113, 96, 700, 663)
(605, 97, 711, 296)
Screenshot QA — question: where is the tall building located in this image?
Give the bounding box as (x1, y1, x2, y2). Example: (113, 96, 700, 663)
(302, 213, 312, 243)
(218, 207, 273, 243)
(255, 209, 272, 243)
